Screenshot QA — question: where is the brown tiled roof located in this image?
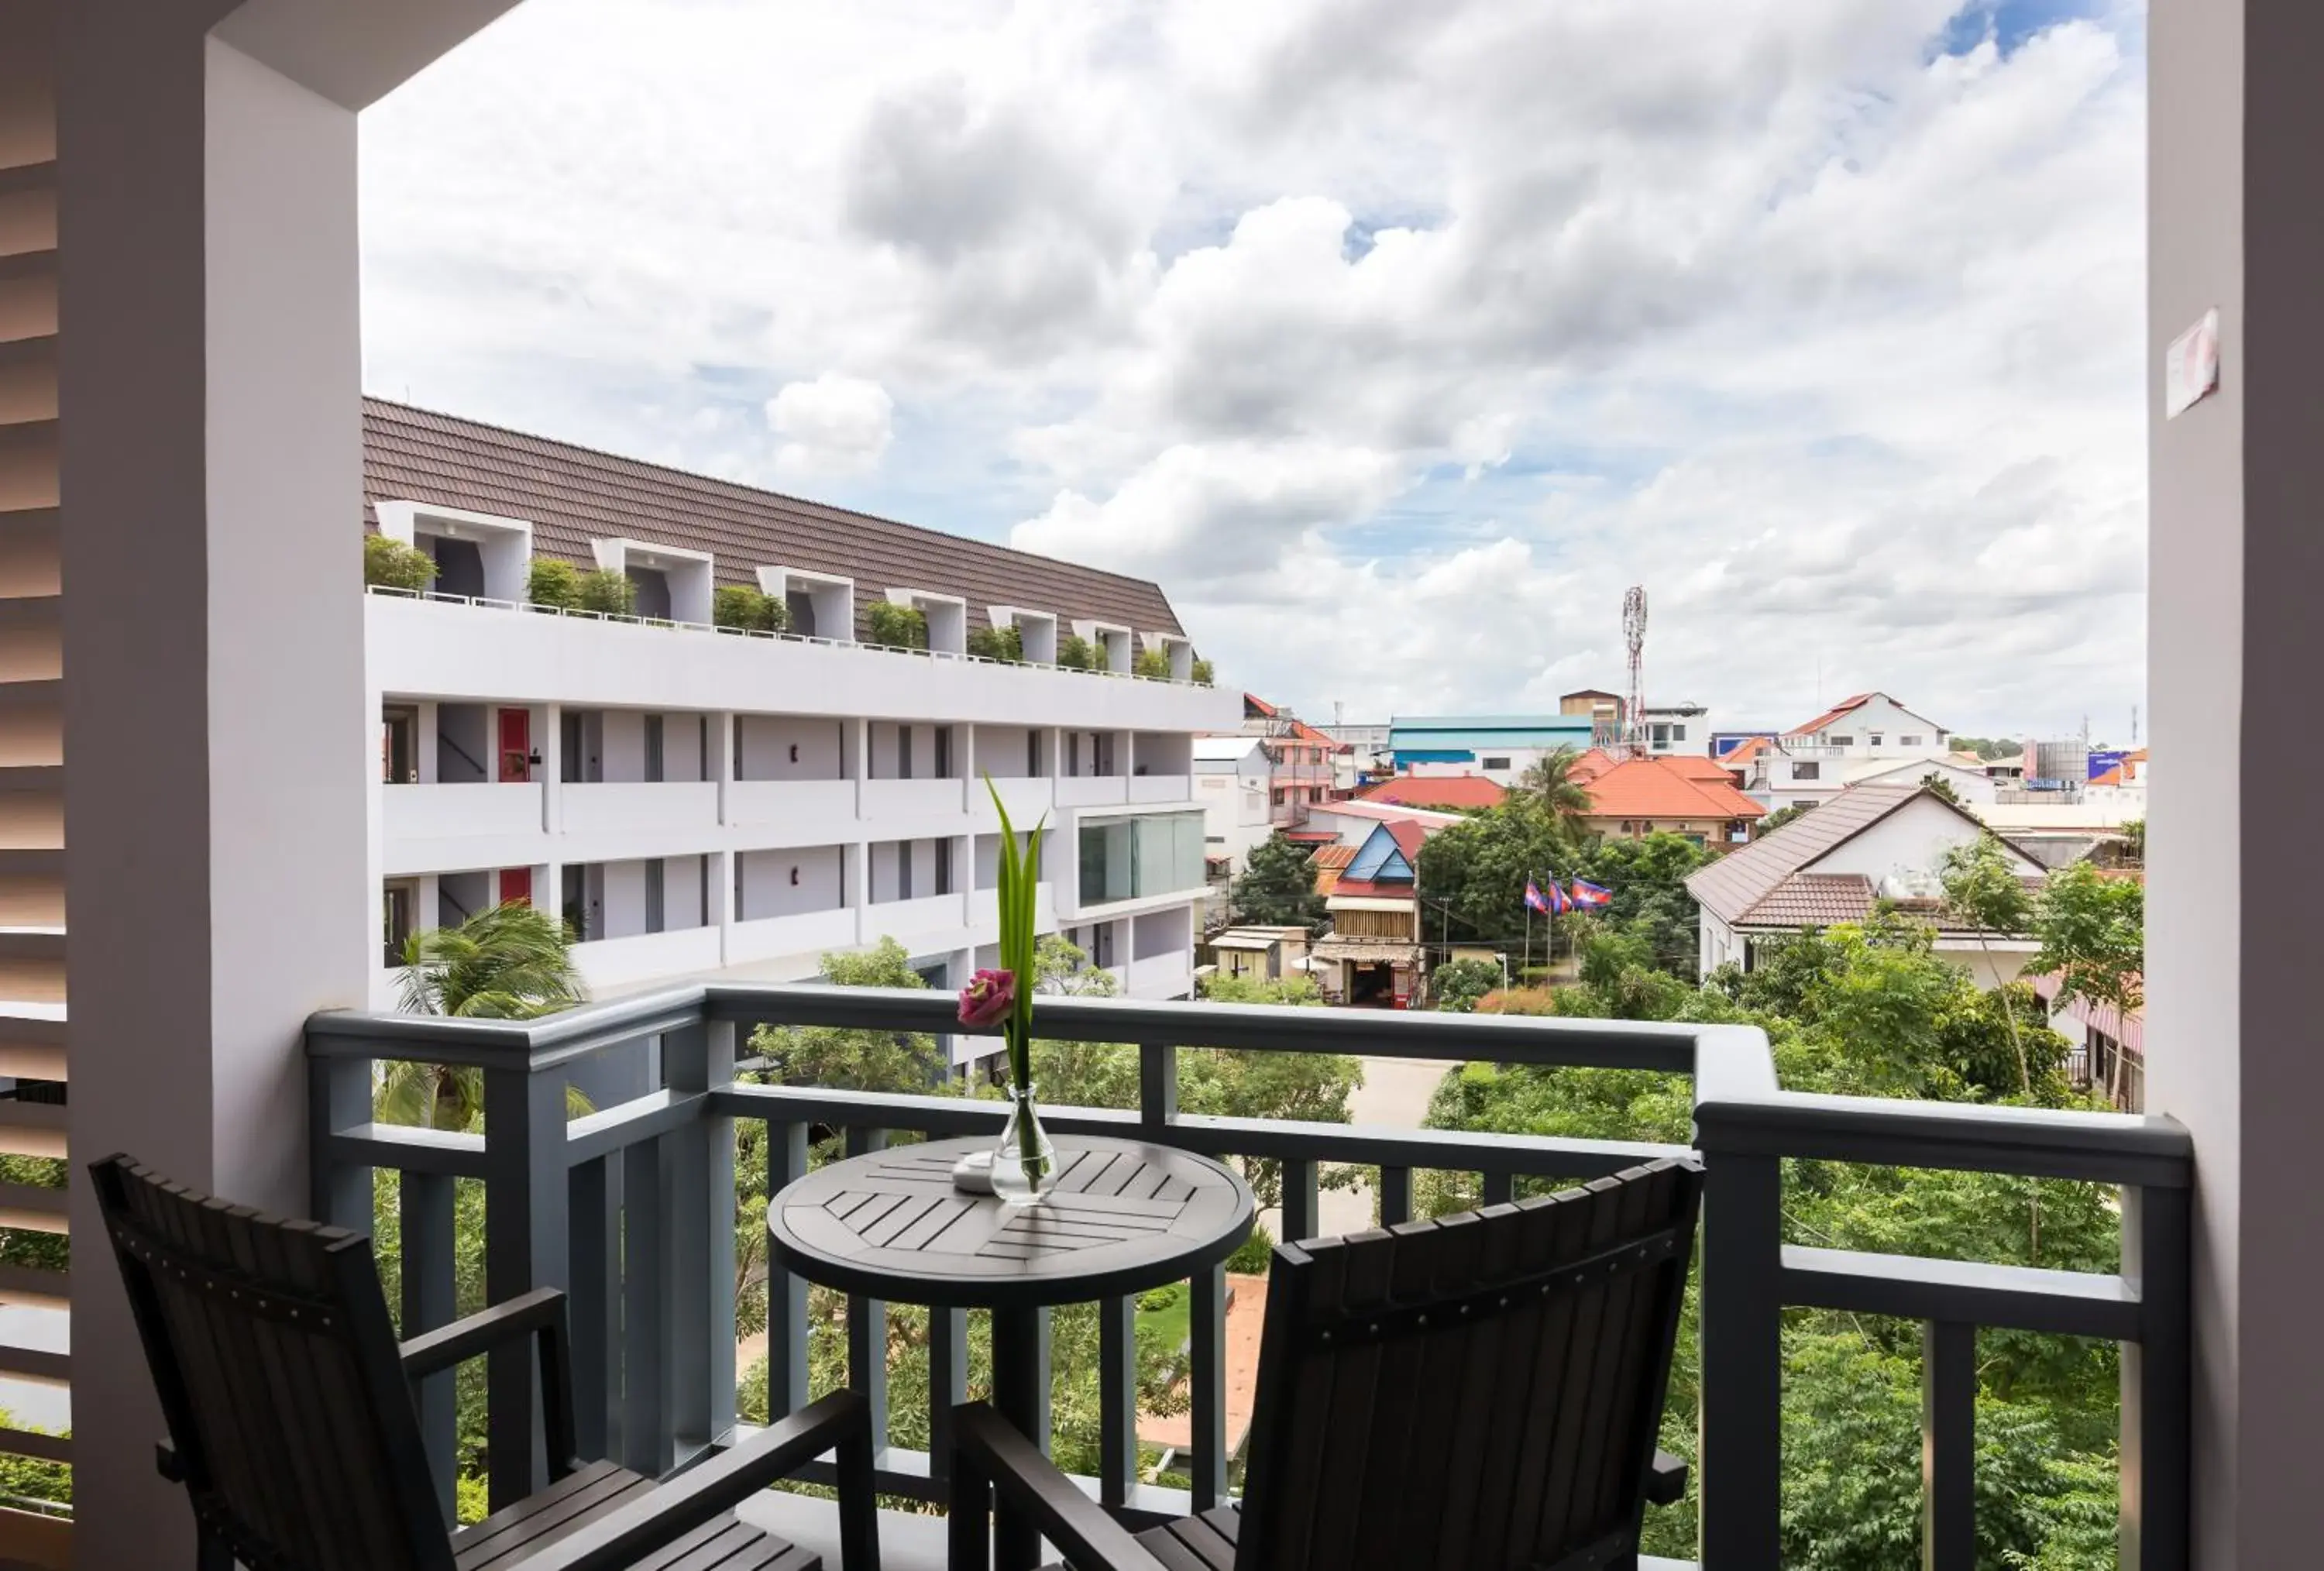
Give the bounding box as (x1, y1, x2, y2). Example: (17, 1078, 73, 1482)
(360, 399, 1186, 644)
(1738, 873, 1876, 927)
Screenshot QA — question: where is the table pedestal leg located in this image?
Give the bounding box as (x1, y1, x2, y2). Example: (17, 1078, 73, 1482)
(990, 1306, 1043, 1571)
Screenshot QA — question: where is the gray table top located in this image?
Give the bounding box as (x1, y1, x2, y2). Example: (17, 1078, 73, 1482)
(766, 1135, 1256, 1310)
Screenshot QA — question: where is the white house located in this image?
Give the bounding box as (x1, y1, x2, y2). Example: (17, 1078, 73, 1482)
(1192, 734, 1273, 874)
(1686, 782, 2045, 985)
(1729, 691, 1957, 810)
(365, 401, 1238, 1049)
(1844, 755, 2002, 803)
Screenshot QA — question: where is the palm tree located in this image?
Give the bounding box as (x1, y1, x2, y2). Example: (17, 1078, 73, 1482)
(380, 900, 587, 1129)
(1518, 746, 1595, 834)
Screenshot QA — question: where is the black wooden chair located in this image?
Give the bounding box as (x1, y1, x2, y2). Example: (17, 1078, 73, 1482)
(948, 1157, 1702, 1571)
(91, 1153, 881, 1571)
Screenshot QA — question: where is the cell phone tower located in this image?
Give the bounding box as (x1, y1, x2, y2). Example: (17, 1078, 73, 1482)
(1623, 586, 1648, 758)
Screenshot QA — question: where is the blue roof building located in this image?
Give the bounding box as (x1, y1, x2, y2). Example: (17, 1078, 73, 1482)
(1385, 714, 1596, 773)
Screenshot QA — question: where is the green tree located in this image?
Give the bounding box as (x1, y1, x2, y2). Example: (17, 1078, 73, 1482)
(526, 557, 583, 608)
(381, 902, 587, 1130)
(363, 533, 438, 591)
(1133, 647, 1171, 679)
(1758, 801, 1814, 833)
(1941, 834, 2037, 1093)
(1431, 956, 1502, 1012)
(1920, 771, 1964, 805)
(865, 601, 929, 649)
(748, 937, 944, 1092)
(2118, 818, 2145, 867)
(576, 568, 637, 616)
(966, 624, 1023, 662)
(1190, 656, 1215, 686)
(1232, 834, 1327, 932)
(2030, 862, 2144, 1105)
(713, 583, 788, 633)
(1054, 633, 1099, 670)
(1515, 746, 1594, 832)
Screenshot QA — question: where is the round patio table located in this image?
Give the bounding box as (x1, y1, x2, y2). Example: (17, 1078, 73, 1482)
(768, 1134, 1254, 1569)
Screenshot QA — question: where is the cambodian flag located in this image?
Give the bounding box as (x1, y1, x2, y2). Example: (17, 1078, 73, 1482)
(1570, 878, 1613, 909)
(1548, 880, 1576, 914)
(1524, 878, 1552, 914)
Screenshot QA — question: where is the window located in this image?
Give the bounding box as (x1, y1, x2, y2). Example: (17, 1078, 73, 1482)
(899, 843, 914, 900)
(1272, 788, 1287, 806)
(1482, 755, 1512, 770)
(1028, 730, 1042, 777)
(645, 858, 665, 933)
(1868, 733, 1884, 747)
(935, 726, 952, 779)
(382, 882, 416, 965)
(1827, 734, 1854, 747)
(899, 726, 913, 780)
(1793, 762, 1821, 781)
(1900, 734, 1923, 746)
(1079, 812, 1205, 905)
(645, 714, 665, 783)
(1672, 724, 1686, 741)
(934, 840, 953, 896)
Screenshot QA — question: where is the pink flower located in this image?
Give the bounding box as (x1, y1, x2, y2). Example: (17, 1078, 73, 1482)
(957, 968, 1016, 1030)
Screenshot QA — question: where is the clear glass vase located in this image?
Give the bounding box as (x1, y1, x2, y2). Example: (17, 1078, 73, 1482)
(991, 1085, 1058, 1207)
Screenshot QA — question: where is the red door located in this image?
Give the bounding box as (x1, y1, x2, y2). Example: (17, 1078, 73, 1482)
(499, 868, 532, 908)
(498, 708, 531, 782)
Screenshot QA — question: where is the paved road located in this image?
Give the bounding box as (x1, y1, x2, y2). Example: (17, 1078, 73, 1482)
(1254, 1054, 1455, 1243)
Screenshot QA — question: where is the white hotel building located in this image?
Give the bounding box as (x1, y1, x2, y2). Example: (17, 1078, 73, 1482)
(362, 401, 1236, 1057)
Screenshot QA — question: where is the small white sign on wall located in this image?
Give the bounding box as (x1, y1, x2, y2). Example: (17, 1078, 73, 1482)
(2165, 308, 2220, 419)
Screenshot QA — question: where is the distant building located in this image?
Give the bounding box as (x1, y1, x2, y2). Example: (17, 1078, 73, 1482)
(1315, 819, 1427, 1007)
(1557, 690, 1713, 755)
(1686, 782, 2044, 984)
(1728, 692, 1954, 811)
(1354, 775, 1508, 813)
(1202, 924, 1315, 986)
(1563, 752, 1764, 847)
(1320, 721, 1393, 789)
(1302, 797, 1468, 847)
(1238, 693, 1346, 827)
(1192, 734, 1272, 875)
(1386, 714, 1595, 782)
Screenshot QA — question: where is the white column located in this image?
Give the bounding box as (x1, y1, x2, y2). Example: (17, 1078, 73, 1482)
(418, 698, 440, 782)
(541, 700, 562, 831)
(713, 709, 734, 824)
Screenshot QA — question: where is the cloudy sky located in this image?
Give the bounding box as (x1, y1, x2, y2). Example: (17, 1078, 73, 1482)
(360, 0, 2147, 741)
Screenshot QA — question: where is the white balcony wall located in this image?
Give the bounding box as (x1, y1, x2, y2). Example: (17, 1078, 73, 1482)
(383, 782, 541, 847)
(1128, 774, 1191, 804)
(726, 779, 858, 834)
(863, 892, 968, 944)
(369, 595, 1241, 733)
(726, 907, 858, 967)
(562, 781, 720, 837)
(974, 724, 1042, 779)
(968, 883, 1056, 939)
(863, 778, 965, 820)
(971, 775, 1053, 829)
(1129, 951, 1193, 999)
(572, 927, 724, 990)
(1056, 775, 1128, 808)
(736, 845, 846, 921)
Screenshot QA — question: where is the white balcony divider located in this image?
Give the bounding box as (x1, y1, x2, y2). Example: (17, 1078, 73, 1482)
(569, 926, 723, 989)
(1127, 774, 1192, 804)
(382, 781, 545, 846)
(1129, 951, 1194, 999)
(559, 781, 720, 837)
(726, 779, 858, 831)
(724, 907, 860, 967)
(1055, 775, 1129, 808)
(859, 778, 968, 820)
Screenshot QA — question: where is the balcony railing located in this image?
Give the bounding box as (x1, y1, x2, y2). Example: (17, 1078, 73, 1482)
(305, 987, 2189, 1567)
(364, 585, 1216, 687)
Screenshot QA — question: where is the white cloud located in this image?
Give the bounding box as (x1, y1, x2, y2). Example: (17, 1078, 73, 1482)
(766, 374, 896, 477)
(361, 0, 2147, 738)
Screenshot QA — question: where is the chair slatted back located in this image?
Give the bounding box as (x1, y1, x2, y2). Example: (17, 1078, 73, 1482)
(1236, 1157, 1702, 1571)
(91, 1155, 452, 1571)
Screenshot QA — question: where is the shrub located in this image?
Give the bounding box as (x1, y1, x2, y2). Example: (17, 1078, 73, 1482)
(1226, 1222, 1277, 1274)
(865, 600, 929, 650)
(1191, 656, 1215, 686)
(1133, 647, 1171, 679)
(363, 534, 438, 592)
(713, 584, 789, 634)
(527, 558, 583, 609)
(967, 624, 1023, 662)
(1432, 957, 1503, 1012)
(1055, 633, 1099, 670)
(576, 569, 638, 616)
(1138, 1286, 1181, 1313)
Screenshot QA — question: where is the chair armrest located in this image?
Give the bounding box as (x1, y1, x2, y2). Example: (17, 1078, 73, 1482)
(400, 1287, 576, 1476)
(511, 1391, 873, 1571)
(1647, 1449, 1689, 1507)
(949, 1403, 1169, 1571)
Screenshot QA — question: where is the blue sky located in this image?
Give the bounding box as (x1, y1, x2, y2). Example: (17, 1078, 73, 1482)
(363, 0, 2147, 740)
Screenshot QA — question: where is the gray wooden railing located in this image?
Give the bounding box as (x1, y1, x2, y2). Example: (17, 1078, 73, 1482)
(306, 985, 2191, 1569)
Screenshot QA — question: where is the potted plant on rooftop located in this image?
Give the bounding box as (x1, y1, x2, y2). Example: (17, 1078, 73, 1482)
(958, 777, 1055, 1204)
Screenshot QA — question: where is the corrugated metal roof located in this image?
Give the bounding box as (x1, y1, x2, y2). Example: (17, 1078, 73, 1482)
(362, 399, 1186, 645)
